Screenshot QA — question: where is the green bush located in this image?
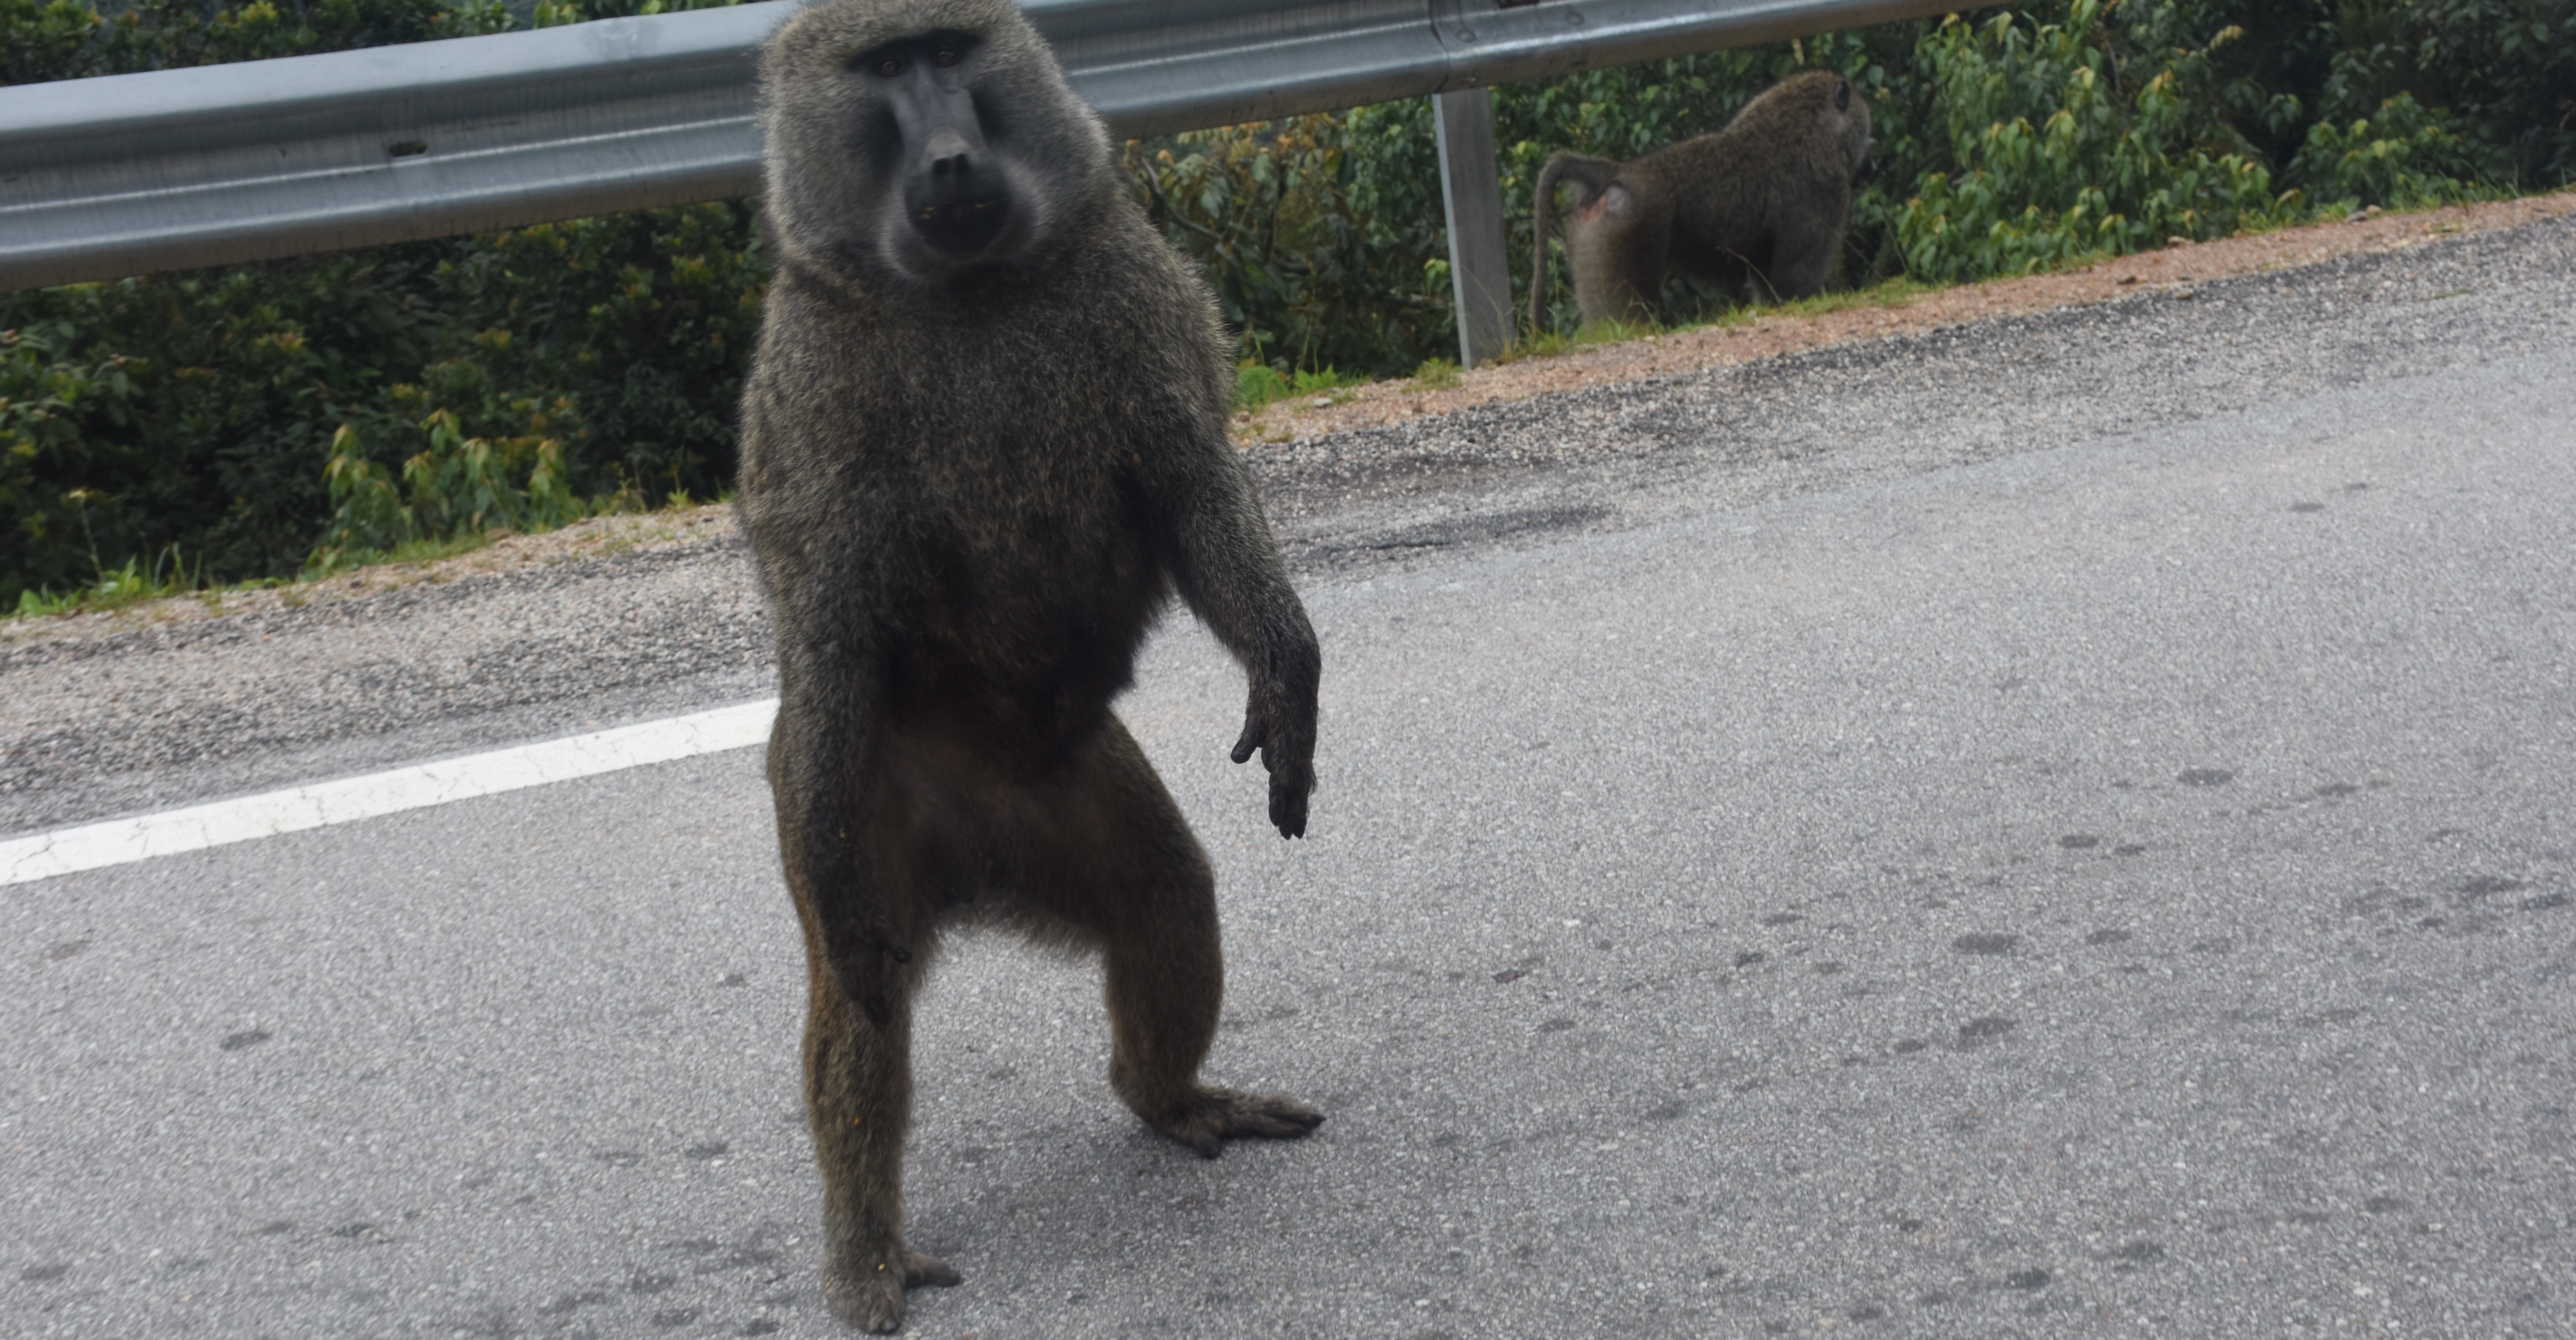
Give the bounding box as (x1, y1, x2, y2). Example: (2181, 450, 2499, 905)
(2290, 90, 2483, 212)
(1130, 35, 1915, 373)
(2, 0, 760, 605)
(1890, 2, 2291, 284)
(2317, 0, 2576, 185)
(4, 253, 442, 593)
(0, 0, 501, 80)
(6, 0, 2571, 609)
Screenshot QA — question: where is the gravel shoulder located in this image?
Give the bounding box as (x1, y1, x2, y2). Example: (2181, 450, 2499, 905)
(5, 196, 2572, 836)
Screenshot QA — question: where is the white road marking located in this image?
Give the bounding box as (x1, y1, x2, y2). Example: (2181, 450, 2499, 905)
(0, 698, 779, 887)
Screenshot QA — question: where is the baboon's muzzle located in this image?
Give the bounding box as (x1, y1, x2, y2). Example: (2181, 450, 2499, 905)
(908, 143, 1011, 258)
(890, 65, 1012, 259)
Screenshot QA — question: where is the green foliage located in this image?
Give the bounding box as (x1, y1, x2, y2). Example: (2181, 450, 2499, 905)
(0, 0, 494, 82)
(310, 414, 612, 573)
(0, 0, 757, 83)
(4, 254, 439, 601)
(2290, 91, 2482, 211)
(2, 201, 762, 605)
(1138, 0, 2567, 370)
(1890, 2, 2291, 284)
(1233, 361, 1292, 413)
(1232, 359, 1367, 414)
(2320, 0, 2576, 184)
(386, 202, 766, 507)
(2, 0, 762, 607)
(0, 0, 105, 85)
(12, 546, 212, 618)
(8, 0, 2572, 609)
(1129, 117, 1442, 378)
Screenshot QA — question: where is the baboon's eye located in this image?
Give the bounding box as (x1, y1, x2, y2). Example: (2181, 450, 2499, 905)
(872, 54, 908, 77)
(932, 46, 962, 68)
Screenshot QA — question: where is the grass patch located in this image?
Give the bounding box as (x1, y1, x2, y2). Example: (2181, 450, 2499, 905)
(4, 498, 733, 626)
(13, 547, 209, 619)
(353, 531, 499, 571)
(1723, 276, 1937, 324)
(7, 532, 495, 622)
(1496, 277, 1932, 361)
(1237, 361, 1369, 414)
(1410, 358, 1463, 389)
(1492, 316, 1662, 365)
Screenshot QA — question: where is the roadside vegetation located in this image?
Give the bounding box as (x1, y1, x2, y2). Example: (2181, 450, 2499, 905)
(5, 0, 2571, 613)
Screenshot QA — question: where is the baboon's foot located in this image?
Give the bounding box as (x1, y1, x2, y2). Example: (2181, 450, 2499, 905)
(822, 1248, 961, 1334)
(1146, 1086, 1325, 1158)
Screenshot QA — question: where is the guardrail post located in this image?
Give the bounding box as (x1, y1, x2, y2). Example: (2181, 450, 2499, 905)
(1433, 86, 1513, 369)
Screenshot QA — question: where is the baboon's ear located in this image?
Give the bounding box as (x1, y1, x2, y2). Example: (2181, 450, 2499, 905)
(1836, 78, 1852, 112)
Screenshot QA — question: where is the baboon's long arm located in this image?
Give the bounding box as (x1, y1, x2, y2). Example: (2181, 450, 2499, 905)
(1145, 438, 1320, 839)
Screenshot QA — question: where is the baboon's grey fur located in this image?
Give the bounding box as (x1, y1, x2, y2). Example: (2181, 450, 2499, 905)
(739, 1, 1324, 1329)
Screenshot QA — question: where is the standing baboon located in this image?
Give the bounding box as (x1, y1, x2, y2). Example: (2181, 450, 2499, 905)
(739, 0, 1324, 1330)
(1530, 70, 1877, 331)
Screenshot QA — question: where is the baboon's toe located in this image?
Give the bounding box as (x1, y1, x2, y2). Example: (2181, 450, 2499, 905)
(1223, 1091, 1326, 1137)
(822, 1266, 908, 1333)
(1152, 1087, 1325, 1156)
(826, 1246, 954, 1333)
(902, 1249, 963, 1289)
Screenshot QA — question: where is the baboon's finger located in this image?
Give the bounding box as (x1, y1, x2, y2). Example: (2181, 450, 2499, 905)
(1230, 706, 1266, 765)
(1270, 769, 1311, 838)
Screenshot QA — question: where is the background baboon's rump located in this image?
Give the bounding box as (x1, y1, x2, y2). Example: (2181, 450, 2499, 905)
(1532, 69, 1875, 330)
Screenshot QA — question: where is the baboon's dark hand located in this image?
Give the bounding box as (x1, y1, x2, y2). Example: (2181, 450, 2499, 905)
(1268, 760, 1313, 840)
(1231, 688, 1316, 840)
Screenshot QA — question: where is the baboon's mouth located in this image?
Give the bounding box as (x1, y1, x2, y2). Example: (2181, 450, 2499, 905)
(913, 196, 1010, 257)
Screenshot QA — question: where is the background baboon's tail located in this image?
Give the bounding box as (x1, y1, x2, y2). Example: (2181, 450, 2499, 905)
(1529, 152, 1621, 333)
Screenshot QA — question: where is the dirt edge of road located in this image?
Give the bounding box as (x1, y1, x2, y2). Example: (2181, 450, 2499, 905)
(0, 503, 744, 655)
(1231, 188, 2576, 443)
(11, 187, 2571, 655)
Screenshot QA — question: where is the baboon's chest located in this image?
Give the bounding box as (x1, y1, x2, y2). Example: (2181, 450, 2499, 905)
(911, 438, 1149, 592)
(887, 445, 1166, 734)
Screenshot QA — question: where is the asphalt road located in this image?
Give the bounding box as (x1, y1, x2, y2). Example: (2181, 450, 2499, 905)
(11, 211, 2573, 838)
(7, 224, 2575, 1338)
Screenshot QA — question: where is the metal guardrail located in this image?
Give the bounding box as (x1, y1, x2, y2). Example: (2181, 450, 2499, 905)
(0, 0, 1955, 295)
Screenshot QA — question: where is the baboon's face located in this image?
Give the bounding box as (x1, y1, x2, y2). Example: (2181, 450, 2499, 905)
(863, 31, 1026, 269)
(760, 0, 1109, 291)
(1834, 76, 1877, 186)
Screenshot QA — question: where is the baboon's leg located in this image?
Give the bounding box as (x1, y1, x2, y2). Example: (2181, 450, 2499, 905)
(1019, 716, 1323, 1156)
(778, 733, 962, 1335)
(1763, 224, 1841, 302)
(803, 952, 960, 1332)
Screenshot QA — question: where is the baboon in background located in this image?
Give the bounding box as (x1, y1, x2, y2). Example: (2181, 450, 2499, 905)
(1529, 69, 1877, 331)
(739, 0, 1324, 1330)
